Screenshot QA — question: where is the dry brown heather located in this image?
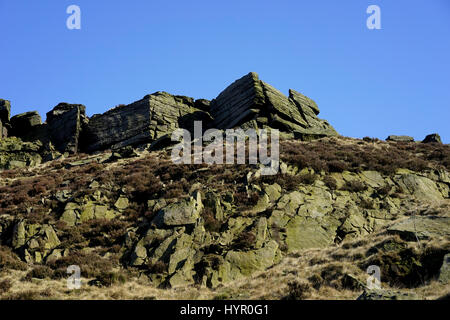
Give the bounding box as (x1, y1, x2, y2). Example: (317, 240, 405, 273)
(1, 136, 449, 216)
(0, 136, 449, 300)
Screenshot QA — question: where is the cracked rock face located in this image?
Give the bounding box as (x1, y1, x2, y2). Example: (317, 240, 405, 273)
(47, 103, 88, 154)
(1, 71, 339, 160)
(82, 92, 209, 153)
(0, 99, 11, 138)
(210, 72, 338, 139)
(10, 111, 42, 138)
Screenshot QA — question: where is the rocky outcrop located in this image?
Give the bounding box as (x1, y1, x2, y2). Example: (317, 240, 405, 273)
(0, 99, 11, 138)
(12, 221, 61, 264)
(0, 135, 448, 298)
(386, 135, 414, 142)
(0, 119, 4, 139)
(210, 72, 338, 139)
(194, 99, 210, 111)
(388, 216, 450, 241)
(357, 289, 421, 300)
(0, 137, 43, 169)
(83, 92, 209, 153)
(152, 192, 203, 227)
(58, 189, 120, 226)
(422, 133, 442, 144)
(46, 103, 88, 154)
(9, 111, 42, 139)
(118, 166, 449, 288)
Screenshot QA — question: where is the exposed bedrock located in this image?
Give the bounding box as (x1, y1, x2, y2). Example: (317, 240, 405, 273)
(82, 92, 211, 153)
(1, 72, 340, 157)
(210, 72, 338, 139)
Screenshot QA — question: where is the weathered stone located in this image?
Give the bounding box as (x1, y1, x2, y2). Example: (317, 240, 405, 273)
(0, 99, 11, 124)
(246, 193, 271, 215)
(263, 82, 309, 129)
(130, 240, 148, 266)
(287, 88, 338, 138)
(10, 111, 41, 127)
(60, 209, 78, 227)
(358, 171, 386, 188)
(263, 183, 282, 203)
(65, 158, 96, 168)
(153, 192, 202, 227)
(386, 135, 414, 142)
(11, 222, 61, 262)
(422, 133, 442, 144)
(12, 220, 27, 249)
(168, 255, 196, 287)
(289, 89, 320, 115)
(46, 103, 88, 154)
(218, 216, 253, 246)
(204, 191, 225, 221)
(83, 92, 206, 152)
(296, 186, 333, 218)
(357, 289, 421, 300)
(46, 249, 62, 262)
(337, 205, 371, 239)
(147, 198, 168, 213)
(210, 72, 265, 129)
(0, 137, 42, 169)
(0, 119, 5, 139)
(110, 146, 138, 160)
(40, 141, 62, 161)
(285, 216, 338, 251)
(253, 217, 268, 249)
(114, 196, 129, 210)
(0, 99, 11, 138)
(210, 72, 338, 139)
(388, 216, 450, 240)
(168, 233, 194, 274)
(62, 201, 116, 223)
(194, 99, 210, 111)
(10, 111, 42, 138)
(54, 190, 72, 203)
(148, 230, 180, 264)
(275, 191, 304, 216)
(394, 173, 443, 202)
(225, 240, 279, 278)
(140, 228, 172, 247)
(42, 225, 61, 250)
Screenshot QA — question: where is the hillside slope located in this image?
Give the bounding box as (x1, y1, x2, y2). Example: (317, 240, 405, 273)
(0, 136, 449, 300)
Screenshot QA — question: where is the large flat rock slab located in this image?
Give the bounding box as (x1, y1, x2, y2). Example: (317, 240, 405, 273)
(388, 216, 450, 240)
(83, 92, 206, 152)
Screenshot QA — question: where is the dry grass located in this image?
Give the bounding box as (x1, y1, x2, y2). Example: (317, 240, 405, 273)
(1, 222, 447, 300)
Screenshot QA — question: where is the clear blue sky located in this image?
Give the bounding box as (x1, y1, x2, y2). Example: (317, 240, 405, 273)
(1, 0, 449, 142)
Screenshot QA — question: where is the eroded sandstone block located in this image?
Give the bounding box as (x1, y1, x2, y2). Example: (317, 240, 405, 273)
(210, 72, 338, 139)
(83, 92, 209, 152)
(46, 103, 88, 154)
